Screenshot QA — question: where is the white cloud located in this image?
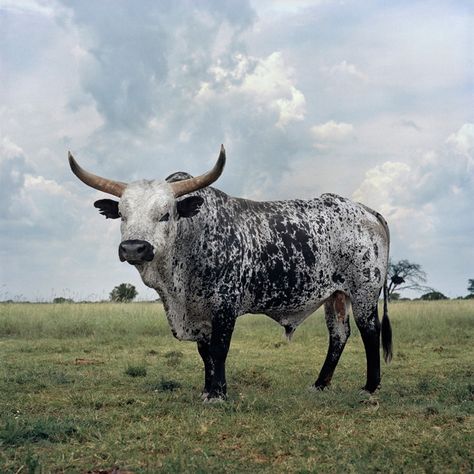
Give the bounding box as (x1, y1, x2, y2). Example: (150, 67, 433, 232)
(322, 60, 368, 81)
(0, 0, 57, 17)
(353, 123, 474, 264)
(353, 161, 411, 210)
(200, 51, 306, 128)
(241, 52, 306, 127)
(252, 0, 329, 15)
(275, 88, 306, 127)
(353, 132, 472, 213)
(352, 161, 436, 244)
(0, 136, 24, 160)
(0, 137, 30, 218)
(311, 120, 354, 144)
(23, 174, 70, 196)
(446, 123, 474, 157)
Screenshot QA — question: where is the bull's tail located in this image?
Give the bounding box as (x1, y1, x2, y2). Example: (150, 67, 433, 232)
(381, 278, 393, 363)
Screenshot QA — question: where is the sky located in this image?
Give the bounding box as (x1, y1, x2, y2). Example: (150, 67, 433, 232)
(0, 0, 473, 301)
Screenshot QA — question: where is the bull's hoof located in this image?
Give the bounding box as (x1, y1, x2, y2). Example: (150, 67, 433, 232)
(203, 394, 227, 404)
(361, 383, 380, 394)
(200, 391, 209, 400)
(359, 395, 380, 411)
(310, 382, 330, 392)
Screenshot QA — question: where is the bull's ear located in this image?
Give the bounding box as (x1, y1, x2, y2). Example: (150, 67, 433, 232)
(176, 196, 204, 219)
(94, 199, 120, 219)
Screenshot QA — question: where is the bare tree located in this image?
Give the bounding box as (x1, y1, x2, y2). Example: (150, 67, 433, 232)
(387, 259, 432, 299)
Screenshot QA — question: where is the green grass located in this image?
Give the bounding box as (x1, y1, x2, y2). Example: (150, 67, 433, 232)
(125, 365, 148, 378)
(0, 301, 472, 473)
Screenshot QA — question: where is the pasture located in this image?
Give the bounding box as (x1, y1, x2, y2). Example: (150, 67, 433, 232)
(0, 300, 472, 473)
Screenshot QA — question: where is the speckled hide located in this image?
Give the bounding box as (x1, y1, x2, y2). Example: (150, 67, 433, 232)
(112, 171, 393, 400)
(138, 186, 384, 336)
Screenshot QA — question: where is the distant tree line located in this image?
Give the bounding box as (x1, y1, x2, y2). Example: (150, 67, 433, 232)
(2, 275, 474, 304)
(52, 297, 74, 304)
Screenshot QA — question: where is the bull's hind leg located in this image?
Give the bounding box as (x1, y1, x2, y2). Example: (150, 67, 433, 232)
(351, 296, 381, 393)
(313, 291, 351, 390)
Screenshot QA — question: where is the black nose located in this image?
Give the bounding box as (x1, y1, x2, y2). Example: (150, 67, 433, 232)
(119, 240, 154, 264)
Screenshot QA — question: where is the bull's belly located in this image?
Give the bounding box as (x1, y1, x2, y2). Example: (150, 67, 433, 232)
(268, 295, 327, 318)
(268, 300, 326, 332)
(242, 263, 340, 334)
(245, 266, 335, 312)
(248, 290, 331, 330)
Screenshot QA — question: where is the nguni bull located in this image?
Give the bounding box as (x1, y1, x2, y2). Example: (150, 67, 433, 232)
(69, 145, 392, 402)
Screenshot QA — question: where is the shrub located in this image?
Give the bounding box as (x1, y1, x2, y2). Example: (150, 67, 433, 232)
(125, 365, 147, 377)
(420, 291, 448, 301)
(110, 283, 138, 302)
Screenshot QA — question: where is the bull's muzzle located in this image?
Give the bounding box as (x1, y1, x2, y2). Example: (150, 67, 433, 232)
(119, 240, 154, 265)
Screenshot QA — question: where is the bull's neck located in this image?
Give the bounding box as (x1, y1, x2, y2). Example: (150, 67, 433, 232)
(136, 218, 185, 297)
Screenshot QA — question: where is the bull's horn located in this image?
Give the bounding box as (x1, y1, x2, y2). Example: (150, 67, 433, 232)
(170, 145, 226, 198)
(68, 152, 127, 197)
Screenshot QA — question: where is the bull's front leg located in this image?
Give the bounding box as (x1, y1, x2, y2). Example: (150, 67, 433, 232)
(196, 314, 235, 402)
(197, 341, 212, 399)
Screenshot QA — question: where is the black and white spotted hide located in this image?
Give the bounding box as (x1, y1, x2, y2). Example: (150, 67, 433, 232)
(99, 172, 392, 402)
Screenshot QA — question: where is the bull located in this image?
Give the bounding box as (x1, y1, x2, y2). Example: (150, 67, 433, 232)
(69, 145, 392, 402)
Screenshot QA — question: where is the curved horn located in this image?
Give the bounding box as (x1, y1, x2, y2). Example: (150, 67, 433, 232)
(170, 145, 226, 198)
(68, 152, 127, 197)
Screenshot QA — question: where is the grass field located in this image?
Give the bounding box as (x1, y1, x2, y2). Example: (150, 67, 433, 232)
(0, 300, 472, 473)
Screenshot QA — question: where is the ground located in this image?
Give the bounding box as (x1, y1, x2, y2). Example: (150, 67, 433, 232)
(0, 300, 472, 473)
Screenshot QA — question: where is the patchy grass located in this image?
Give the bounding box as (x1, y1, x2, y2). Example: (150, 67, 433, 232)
(0, 416, 88, 446)
(0, 301, 473, 473)
(125, 365, 148, 378)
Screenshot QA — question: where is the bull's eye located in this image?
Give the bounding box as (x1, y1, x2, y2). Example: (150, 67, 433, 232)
(159, 213, 170, 222)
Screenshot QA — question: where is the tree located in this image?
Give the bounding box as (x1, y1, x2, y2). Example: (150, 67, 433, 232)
(420, 291, 448, 301)
(53, 297, 74, 304)
(109, 283, 138, 303)
(468, 279, 474, 295)
(387, 259, 432, 299)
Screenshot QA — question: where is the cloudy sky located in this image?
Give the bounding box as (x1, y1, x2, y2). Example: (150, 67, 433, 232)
(0, 0, 472, 301)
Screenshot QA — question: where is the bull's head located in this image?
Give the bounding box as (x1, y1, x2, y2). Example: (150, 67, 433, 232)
(69, 146, 225, 266)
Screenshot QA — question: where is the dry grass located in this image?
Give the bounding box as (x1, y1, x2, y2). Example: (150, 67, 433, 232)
(0, 300, 473, 473)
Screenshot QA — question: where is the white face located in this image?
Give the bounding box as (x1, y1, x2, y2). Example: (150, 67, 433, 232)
(118, 180, 176, 258)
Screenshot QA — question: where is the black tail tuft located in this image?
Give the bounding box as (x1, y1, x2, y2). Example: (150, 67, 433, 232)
(382, 280, 393, 363)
